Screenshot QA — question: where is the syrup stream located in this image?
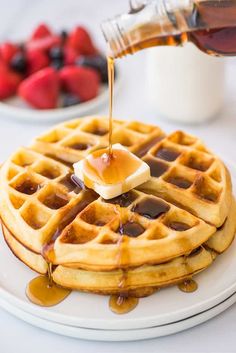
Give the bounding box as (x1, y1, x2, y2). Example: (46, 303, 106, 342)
(107, 56, 115, 156)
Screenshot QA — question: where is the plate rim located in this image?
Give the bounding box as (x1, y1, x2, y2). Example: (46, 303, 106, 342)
(0, 291, 235, 341)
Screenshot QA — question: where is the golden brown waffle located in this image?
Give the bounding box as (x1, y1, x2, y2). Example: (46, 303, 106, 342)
(0, 145, 216, 270)
(3, 198, 235, 294)
(31, 116, 165, 164)
(31, 117, 231, 227)
(2, 224, 216, 295)
(0, 147, 97, 253)
(206, 198, 236, 253)
(4, 208, 236, 295)
(140, 130, 232, 227)
(46, 190, 215, 270)
(3, 197, 235, 278)
(0, 116, 234, 294)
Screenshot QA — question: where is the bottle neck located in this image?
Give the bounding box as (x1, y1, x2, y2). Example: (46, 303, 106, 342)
(101, 0, 194, 58)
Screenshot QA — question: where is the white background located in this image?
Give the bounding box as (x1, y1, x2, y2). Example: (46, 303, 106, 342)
(0, 0, 236, 352)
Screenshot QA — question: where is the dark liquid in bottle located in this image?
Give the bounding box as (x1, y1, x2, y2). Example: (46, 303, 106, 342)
(113, 0, 236, 57)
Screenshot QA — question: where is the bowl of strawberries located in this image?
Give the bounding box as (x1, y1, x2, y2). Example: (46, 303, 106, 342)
(0, 23, 119, 122)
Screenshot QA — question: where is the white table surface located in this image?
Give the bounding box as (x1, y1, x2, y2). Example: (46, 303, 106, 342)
(0, 1, 236, 352)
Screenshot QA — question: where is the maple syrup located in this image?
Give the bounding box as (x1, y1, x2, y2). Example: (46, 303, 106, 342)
(109, 294, 139, 314)
(143, 156, 169, 177)
(155, 148, 181, 162)
(135, 136, 164, 158)
(42, 189, 97, 261)
(168, 221, 190, 231)
(26, 264, 71, 307)
(60, 173, 78, 192)
(178, 278, 198, 293)
(132, 197, 170, 219)
(42, 192, 69, 210)
(108, 209, 140, 314)
(166, 176, 193, 189)
(15, 178, 41, 195)
(107, 56, 115, 155)
(84, 148, 141, 185)
(104, 191, 138, 207)
(118, 221, 145, 237)
(69, 142, 91, 151)
(80, 56, 142, 192)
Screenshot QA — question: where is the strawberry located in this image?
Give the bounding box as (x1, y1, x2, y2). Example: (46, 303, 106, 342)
(0, 62, 22, 99)
(30, 23, 52, 40)
(18, 67, 60, 109)
(64, 46, 78, 65)
(26, 50, 50, 75)
(60, 66, 100, 102)
(27, 35, 61, 52)
(67, 26, 97, 56)
(0, 42, 19, 64)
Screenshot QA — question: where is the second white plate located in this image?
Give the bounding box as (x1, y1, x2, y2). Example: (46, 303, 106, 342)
(1, 292, 235, 341)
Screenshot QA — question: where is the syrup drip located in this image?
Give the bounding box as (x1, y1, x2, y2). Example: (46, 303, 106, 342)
(26, 263, 71, 307)
(83, 56, 140, 190)
(107, 56, 115, 156)
(178, 279, 198, 293)
(178, 253, 198, 293)
(109, 208, 140, 314)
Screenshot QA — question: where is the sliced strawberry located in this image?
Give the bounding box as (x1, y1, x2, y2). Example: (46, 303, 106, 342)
(30, 23, 52, 40)
(64, 46, 78, 65)
(67, 26, 98, 56)
(60, 66, 100, 102)
(18, 67, 60, 109)
(0, 42, 19, 64)
(26, 50, 50, 75)
(0, 62, 22, 99)
(27, 35, 61, 52)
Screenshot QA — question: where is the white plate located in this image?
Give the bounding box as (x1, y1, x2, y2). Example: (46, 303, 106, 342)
(0, 73, 122, 123)
(0, 292, 236, 341)
(0, 161, 235, 331)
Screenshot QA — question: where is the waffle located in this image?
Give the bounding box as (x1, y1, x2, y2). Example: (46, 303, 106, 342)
(45, 190, 215, 270)
(0, 116, 234, 295)
(0, 146, 216, 270)
(31, 117, 231, 227)
(31, 117, 165, 164)
(140, 131, 232, 227)
(2, 197, 236, 294)
(0, 224, 216, 294)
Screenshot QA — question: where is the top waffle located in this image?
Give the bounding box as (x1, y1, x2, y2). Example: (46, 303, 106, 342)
(0, 116, 232, 271)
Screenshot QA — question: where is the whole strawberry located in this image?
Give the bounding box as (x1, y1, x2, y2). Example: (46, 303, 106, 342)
(0, 62, 22, 99)
(30, 23, 52, 40)
(60, 66, 100, 102)
(67, 26, 97, 56)
(0, 42, 19, 64)
(18, 67, 60, 109)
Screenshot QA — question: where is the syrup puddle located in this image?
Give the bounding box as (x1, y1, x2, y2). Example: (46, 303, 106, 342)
(26, 263, 71, 307)
(109, 295, 139, 314)
(178, 279, 198, 293)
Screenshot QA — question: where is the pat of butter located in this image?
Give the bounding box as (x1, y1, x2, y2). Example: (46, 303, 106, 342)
(73, 144, 151, 199)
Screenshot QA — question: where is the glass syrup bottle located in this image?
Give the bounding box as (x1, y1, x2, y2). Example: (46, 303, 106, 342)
(101, 0, 236, 58)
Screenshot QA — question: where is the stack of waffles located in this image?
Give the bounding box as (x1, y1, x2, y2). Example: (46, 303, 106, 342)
(0, 116, 235, 297)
